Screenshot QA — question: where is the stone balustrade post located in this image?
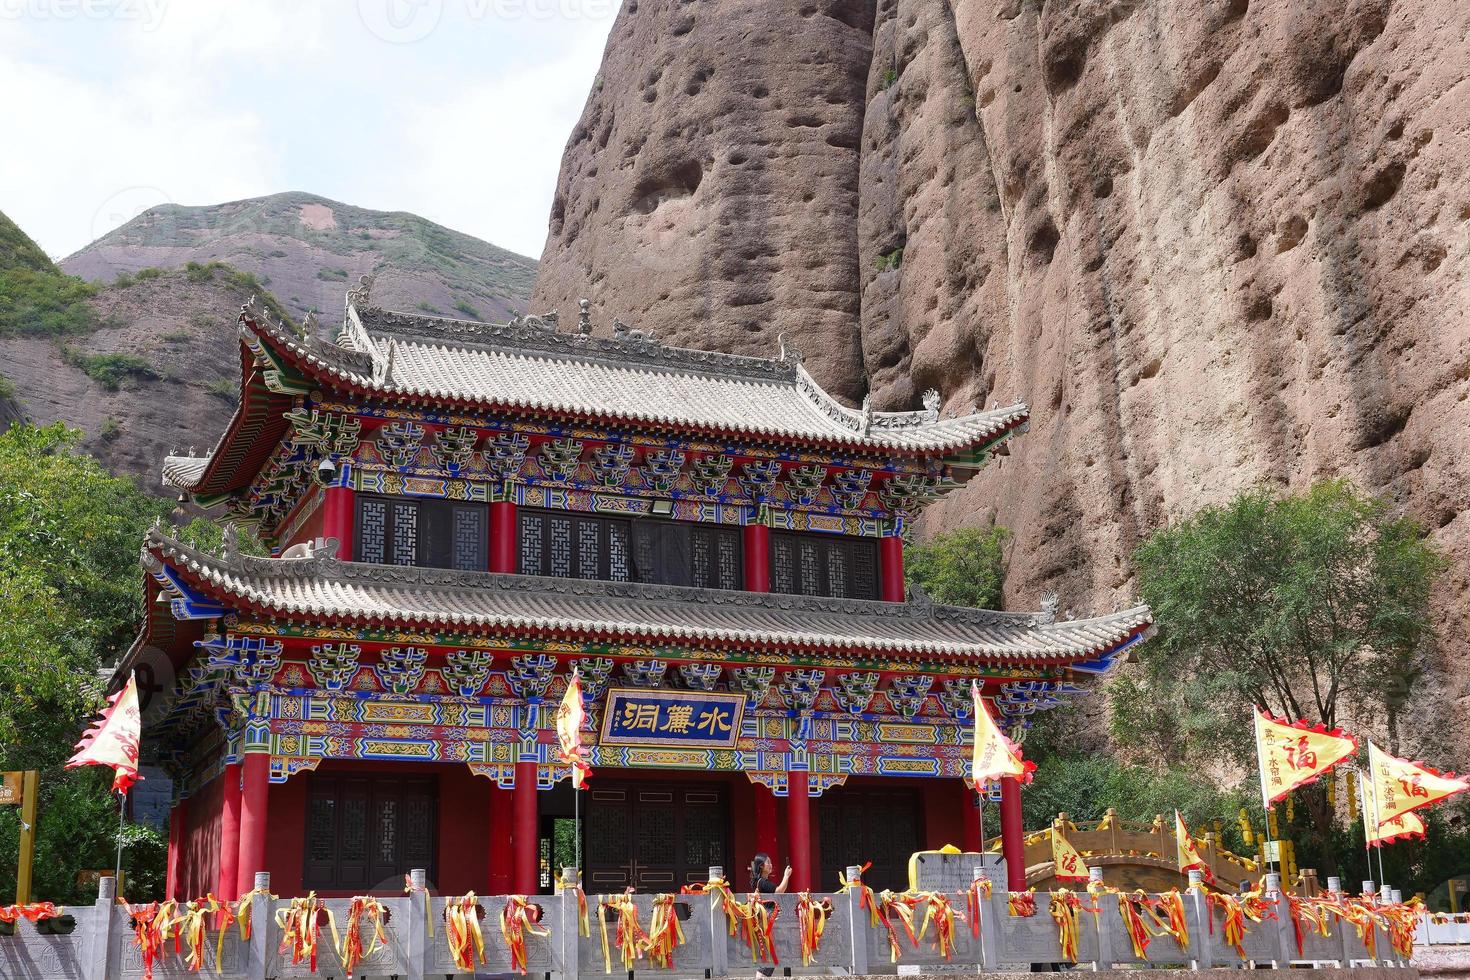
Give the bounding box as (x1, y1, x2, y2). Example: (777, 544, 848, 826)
(405, 867, 427, 980)
(558, 867, 582, 980)
(1265, 871, 1294, 966)
(246, 872, 272, 980)
(708, 866, 729, 978)
(81, 875, 116, 980)
(845, 865, 870, 976)
(1089, 865, 1113, 969)
(1187, 870, 1213, 970)
(974, 867, 999, 972)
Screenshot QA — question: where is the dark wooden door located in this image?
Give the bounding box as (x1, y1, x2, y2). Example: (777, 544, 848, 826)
(585, 783, 728, 892)
(304, 774, 437, 891)
(817, 785, 921, 892)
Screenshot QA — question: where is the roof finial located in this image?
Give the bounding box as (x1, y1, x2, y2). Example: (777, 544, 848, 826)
(347, 273, 376, 310)
(777, 333, 804, 365)
(922, 388, 940, 420)
(859, 395, 872, 436)
(577, 298, 591, 334)
(221, 523, 238, 562)
(1039, 591, 1060, 624)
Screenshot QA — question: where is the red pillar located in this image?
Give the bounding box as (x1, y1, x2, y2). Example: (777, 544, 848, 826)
(963, 786, 984, 853)
(236, 753, 270, 898)
(880, 535, 905, 602)
(1000, 776, 1026, 891)
(787, 772, 812, 892)
(322, 484, 355, 561)
(743, 524, 770, 592)
(165, 798, 187, 900)
(490, 500, 518, 573)
(513, 760, 539, 894)
(217, 763, 242, 901)
(489, 782, 513, 894)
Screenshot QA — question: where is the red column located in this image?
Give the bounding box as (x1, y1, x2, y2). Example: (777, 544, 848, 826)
(743, 524, 770, 592)
(1000, 776, 1026, 891)
(880, 535, 905, 602)
(166, 798, 187, 900)
(217, 763, 242, 901)
(787, 773, 812, 892)
(512, 760, 539, 894)
(754, 782, 778, 866)
(963, 786, 984, 853)
(488, 782, 513, 894)
(490, 499, 518, 573)
(236, 753, 270, 898)
(322, 484, 355, 561)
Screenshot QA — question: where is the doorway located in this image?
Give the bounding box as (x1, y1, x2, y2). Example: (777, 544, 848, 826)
(584, 782, 729, 891)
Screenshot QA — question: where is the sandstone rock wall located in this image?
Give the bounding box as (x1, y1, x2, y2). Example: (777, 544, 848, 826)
(533, 0, 1470, 764)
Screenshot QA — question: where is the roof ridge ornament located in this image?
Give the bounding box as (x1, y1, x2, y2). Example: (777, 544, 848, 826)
(1039, 591, 1060, 625)
(346, 273, 376, 311)
(777, 333, 805, 365)
(577, 298, 591, 335)
(922, 388, 940, 421)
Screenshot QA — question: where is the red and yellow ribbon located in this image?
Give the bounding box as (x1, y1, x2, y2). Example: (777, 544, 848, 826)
(501, 896, 550, 975)
(875, 890, 919, 963)
(966, 877, 992, 939)
(275, 893, 339, 973)
(1206, 887, 1271, 961)
(122, 900, 176, 980)
(795, 893, 831, 965)
(597, 894, 647, 973)
(1114, 890, 1188, 960)
(1047, 889, 1095, 963)
(1007, 890, 1037, 918)
(0, 903, 62, 924)
(556, 871, 591, 937)
(444, 894, 486, 971)
(912, 891, 963, 960)
(643, 894, 686, 969)
(339, 897, 389, 978)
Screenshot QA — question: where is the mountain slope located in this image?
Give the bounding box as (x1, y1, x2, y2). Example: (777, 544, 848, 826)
(533, 0, 1470, 764)
(64, 191, 537, 323)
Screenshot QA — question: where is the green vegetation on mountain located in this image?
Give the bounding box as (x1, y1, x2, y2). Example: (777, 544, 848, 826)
(905, 523, 1009, 608)
(0, 210, 103, 336)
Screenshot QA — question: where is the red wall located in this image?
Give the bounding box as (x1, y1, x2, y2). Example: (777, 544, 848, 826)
(922, 778, 970, 853)
(279, 493, 325, 553)
(179, 774, 224, 900)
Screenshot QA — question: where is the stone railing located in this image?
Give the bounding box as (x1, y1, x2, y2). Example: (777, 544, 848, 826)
(0, 862, 1418, 979)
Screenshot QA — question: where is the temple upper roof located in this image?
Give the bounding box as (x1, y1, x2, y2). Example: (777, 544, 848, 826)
(223, 294, 1026, 452)
(137, 528, 1152, 667)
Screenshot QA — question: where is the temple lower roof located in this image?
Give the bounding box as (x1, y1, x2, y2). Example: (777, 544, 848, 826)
(140, 529, 1152, 666)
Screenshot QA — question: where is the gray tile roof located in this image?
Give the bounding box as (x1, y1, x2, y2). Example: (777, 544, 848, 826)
(142, 529, 1151, 665)
(240, 301, 1029, 455)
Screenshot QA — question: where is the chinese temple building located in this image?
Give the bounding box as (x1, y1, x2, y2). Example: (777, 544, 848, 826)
(121, 280, 1152, 903)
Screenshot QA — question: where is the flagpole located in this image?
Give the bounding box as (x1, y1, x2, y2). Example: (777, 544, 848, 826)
(1358, 764, 1375, 890)
(114, 791, 126, 892)
(575, 783, 581, 874)
(1252, 709, 1279, 879)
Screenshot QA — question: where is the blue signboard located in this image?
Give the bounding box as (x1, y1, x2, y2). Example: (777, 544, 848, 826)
(600, 689, 745, 749)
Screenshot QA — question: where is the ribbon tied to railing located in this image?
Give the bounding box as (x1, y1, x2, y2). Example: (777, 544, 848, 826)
(643, 893, 687, 969)
(121, 898, 177, 980)
(0, 903, 62, 924)
(1205, 886, 1273, 961)
(1115, 889, 1190, 960)
(275, 893, 340, 973)
(231, 886, 275, 942)
(444, 893, 486, 972)
(795, 892, 832, 966)
(911, 891, 963, 960)
(501, 895, 550, 975)
(339, 896, 390, 979)
(597, 893, 647, 973)
(966, 877, 992, 940)
(1047, 889, 1098, 964)
(556, 869, 591, 937)
(1007, 889, 1037, 918)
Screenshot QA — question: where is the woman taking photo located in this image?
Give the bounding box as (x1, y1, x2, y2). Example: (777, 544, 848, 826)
(749, 853, 791, 976)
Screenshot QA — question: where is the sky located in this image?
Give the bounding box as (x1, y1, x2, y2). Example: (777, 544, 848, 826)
(0, 0, 621, 261)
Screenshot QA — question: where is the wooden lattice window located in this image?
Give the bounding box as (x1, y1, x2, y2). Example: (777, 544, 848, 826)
(769, 531, 878, 600)
(354, 495, 487, 571)
(304, 774, 437, 891)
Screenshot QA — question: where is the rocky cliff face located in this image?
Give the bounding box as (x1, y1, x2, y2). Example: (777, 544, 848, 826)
(534, 0, 1470, 763)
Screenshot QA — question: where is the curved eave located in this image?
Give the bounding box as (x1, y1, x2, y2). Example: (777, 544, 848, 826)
(244, 313, 1030, 461)
(162, 344, 295, 499)
(142, 538, 1152, 670)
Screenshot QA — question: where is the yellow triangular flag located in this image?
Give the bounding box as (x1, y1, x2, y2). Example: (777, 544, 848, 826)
(1367, 810, 1425, 847)
(969, 681, 1035, 788)
(1253, 707, 1358, 806)
(65, 674, 143, 794)
(1175, 810, 1212, 881)
(1368, 742, 1468, 824)
(1052, 827, 1088, 882)
(555, 674, 590, 789)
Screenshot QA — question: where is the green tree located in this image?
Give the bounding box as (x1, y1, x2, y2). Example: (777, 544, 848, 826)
(1118, 479, 1446, 875)
(905, 523, 1011, 608)
(0, 423, 171, 901)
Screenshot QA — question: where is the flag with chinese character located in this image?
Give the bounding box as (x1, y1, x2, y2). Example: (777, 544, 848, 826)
(1253, 707, 1358, 806)
(1175, 810, 1212, 882)
(1051, 827, 1089, 882)
(65, 674, 142, 794)
(1367, 809, 1425, 848)
(1367, 741, 1468, 824)
(969, 682, 1035, 788)
(555, 674, 591, 789)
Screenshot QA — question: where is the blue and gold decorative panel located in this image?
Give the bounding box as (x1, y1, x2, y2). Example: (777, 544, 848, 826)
(599, 689, 745, 748)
